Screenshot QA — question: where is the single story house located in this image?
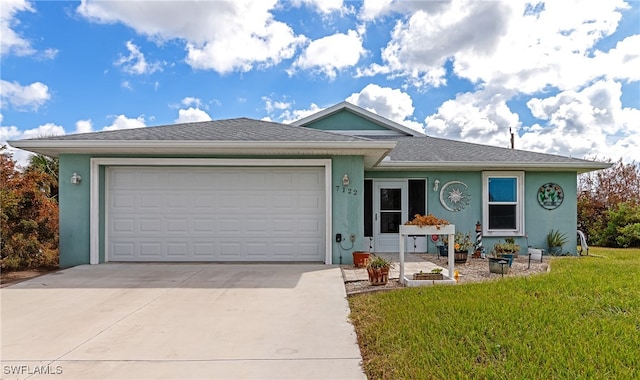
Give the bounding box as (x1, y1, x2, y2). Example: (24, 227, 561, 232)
(9, 102, 610, 267)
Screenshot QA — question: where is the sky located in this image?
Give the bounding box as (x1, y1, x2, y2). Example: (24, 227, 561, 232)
(1, 0, 639, 166)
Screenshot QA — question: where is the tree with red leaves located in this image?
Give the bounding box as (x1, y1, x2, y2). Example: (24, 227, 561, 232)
(1, 146, 59, 270)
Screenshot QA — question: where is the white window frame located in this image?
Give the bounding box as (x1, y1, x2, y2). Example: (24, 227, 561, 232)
(482, 171, 525, 237)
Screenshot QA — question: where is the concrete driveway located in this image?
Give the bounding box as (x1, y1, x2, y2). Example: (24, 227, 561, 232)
(1, 264, 365, 380)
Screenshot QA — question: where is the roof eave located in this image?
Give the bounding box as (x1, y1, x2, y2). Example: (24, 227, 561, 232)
(7, 140, 397, 169)
(374, 160, 612, 173)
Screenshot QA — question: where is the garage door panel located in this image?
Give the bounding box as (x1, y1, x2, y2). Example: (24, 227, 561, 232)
(108, 166, 325, 262)
(166, 219, 188, 232)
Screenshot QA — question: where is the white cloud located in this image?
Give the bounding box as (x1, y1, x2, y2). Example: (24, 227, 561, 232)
(363, 1, 511, 87)
(290, 30, 366, 79)
(362, 0, 633, 94)
(279, 103, 323, 124)
(115, 40, 163, 75)
(593, 34, 640, 83)
(41, 48, 59, 60)
(262, 96, 292, 114)
(451, 0, 631, 94)
(0, 0, 35, 57)
(0, 80, 51, 111)
(425, 90, 520, 147)
(292, 0, 346, 15)
(102, 115, 146, 131)
(181, 97, 203, 108)
(520, 80, 639, 162)
(75, 119, 93, 134)
(78, 0, 307, 74)
(346, 84, 423, 132)
(1, 118, 65, 166)
(22, 123, 65, 139)
(175, 108, 212, 123)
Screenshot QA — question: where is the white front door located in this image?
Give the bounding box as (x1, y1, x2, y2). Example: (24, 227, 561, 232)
(374, 181, 407, 252)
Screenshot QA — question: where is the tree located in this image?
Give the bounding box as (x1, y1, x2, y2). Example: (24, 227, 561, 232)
(0, 146, 59, 270)
(26, 154, 59, 200)
(578, 158, 640, 247)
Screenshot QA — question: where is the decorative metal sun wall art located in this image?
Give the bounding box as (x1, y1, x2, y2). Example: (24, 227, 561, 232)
(538, 182, 564, 210)
(440, 180, 471, 212)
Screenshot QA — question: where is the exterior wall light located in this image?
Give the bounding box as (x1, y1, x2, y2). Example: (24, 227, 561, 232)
(433, 179, 440, 191)
(71, 172, 82, 184)
(342, 174, 350, 186)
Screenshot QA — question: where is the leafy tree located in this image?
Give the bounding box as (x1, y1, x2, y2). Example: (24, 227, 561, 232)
(26, 154, 59, 200)
(1, 146, 59, 270)
(578, 158, 640, 247)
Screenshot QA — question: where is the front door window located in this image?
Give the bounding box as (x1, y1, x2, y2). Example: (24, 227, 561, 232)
(374, 182, 407, 252)
(380, 188, 402, 233)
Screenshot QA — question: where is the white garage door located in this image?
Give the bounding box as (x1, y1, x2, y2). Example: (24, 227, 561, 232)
(107, 166, 326, 262)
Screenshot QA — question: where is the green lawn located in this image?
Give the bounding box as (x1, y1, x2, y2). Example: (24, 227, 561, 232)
(348, 248, 640, 379)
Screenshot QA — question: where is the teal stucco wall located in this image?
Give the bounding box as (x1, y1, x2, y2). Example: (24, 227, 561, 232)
(524, 172, 578, 255)
(303, 109, 388, 131)
(58, 154, 92, 267)
(364, 170, 579, 256)
(331, 156, 364, 264)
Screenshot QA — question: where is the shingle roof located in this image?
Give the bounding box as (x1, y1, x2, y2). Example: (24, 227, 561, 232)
(35, 118, 368, 142)
(9, 115, 609, 172)
(384, 136, 589, 163)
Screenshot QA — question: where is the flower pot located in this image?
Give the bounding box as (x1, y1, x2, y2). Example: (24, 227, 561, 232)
(548, 246, 563, 256)
(413, 272, 443, 280)
(438, 245, 448, 257)
(367, 267, 390, 286)
(488, 257, 510, 274)
(352, 251, 370, 268)
(499, 253, 514, 267)
(454, 251, 468, 264)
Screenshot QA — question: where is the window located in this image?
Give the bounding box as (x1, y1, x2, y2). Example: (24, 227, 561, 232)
(482, 172, 524, 236)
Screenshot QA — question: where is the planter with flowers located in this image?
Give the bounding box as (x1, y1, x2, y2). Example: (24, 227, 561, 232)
(366, 255, 392, 286)
(441, 232, 473, 264)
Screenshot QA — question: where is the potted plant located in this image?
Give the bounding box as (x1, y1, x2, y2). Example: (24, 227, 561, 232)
(493, 237, 520, 264)
(547, 229, 568, 255)
(453, 232, 473, 263)
(413, 268, 443, 280)
(352, 251, 370, 268)
(488, 255, 510, 274)
(489, 237, 520, 271)
(366, 255, 392, 286)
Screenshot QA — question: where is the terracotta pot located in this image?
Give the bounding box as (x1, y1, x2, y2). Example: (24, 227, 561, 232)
(367, 267, 389, 286)
(352, 251, 371, 268)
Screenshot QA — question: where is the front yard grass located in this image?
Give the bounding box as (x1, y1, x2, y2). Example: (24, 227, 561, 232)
(348, 248, 640, 379)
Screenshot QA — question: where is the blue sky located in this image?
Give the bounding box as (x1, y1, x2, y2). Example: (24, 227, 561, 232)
(2, 0, 639, 165)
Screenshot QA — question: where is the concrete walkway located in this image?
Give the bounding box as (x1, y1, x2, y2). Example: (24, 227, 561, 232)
(341, 252, 449, 282)
(1, 264, 365, 380)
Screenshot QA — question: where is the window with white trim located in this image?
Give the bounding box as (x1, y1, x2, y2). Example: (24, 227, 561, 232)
(482, 171, 525, 236)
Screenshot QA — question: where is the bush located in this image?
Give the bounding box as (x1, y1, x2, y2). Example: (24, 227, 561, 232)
(0, 147, 59, 271)
(597, 201, 640, 248)
(578, 158, 640, 247)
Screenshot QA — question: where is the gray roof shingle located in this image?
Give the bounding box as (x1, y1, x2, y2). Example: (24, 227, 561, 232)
(34, 118, 369, 142)
(375, 136, 599, 165)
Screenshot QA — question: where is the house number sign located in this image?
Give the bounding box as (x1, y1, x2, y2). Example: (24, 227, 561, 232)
(335, 186, 358, 196)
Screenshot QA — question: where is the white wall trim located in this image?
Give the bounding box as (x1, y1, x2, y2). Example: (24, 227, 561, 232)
(482, 171, 525, 237)
(90, 158, 333, 265)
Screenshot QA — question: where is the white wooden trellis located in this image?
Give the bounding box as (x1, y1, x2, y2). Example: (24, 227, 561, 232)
(399, 224, 456, 285)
